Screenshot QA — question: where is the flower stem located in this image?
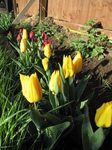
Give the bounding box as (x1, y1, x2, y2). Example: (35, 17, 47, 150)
(34, 102, 37, 109)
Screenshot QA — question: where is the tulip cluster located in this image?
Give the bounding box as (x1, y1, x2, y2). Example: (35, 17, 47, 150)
(45, 51, 82, 95)
(41, 32, 52, 51)
(95, 101, 112, 128)
(62, 51, 82, 78)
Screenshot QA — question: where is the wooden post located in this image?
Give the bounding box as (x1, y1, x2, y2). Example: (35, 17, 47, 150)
(13, 0, 18, 18)
(39, 0, 47, 23)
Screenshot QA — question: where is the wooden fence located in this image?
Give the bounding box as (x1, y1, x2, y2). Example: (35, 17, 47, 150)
(13, 0, 112, 38)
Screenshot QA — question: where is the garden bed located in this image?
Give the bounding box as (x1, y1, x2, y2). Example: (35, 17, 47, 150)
(1, 15, 112, 149)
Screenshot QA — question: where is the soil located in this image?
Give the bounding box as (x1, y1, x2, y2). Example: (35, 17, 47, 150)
(3, 16, 112, 149)
(42, 17, 112, 150)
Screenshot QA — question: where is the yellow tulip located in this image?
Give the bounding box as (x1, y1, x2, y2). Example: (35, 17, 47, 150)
(19, 72, 42, 103)
(49, 70, 61, 94)
(44, 44, 51, 58)
(73, 51, 82, 74)
(62, 55, 74, 78)
(42, 57, 48, 71)
(22, 29, 28, 40)
(95, 101, 112, 128)
(20, 38, 26, 53)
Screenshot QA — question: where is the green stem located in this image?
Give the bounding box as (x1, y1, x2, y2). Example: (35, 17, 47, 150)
(34, 102, 37, 109)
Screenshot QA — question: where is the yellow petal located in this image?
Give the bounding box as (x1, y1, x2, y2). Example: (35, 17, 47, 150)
(95, 102, 112, 128)
(27, 73, 42, 103)
(49, 70, 61, 94)
(20, 73, 42, 103)
(20, 38, 26, 53)
(62, 55, 74, 78)
(73, 51, 82, 74)
(42, 57, 48, 71)
(44, 44, 51, 58)
(19, 73, 29, 100)
(23, 29, 28, 40)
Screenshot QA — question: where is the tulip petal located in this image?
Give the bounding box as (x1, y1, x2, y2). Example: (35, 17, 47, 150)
(19, 73, 29, 100)
(27, 73, 42, 103)
(73, 51, 82, 74)
(95, 102, 112, 128)
(49, 70, 61, 94)
(42, 57, 48, 71)
(44, 44, 51, 58)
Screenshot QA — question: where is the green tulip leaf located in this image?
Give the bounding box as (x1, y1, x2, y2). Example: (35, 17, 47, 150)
(90, 127, 105, 150)
(43, 113, 61, 124)
(82, 104, 106, 150)
(75, 70, 91, 102)
(82, 104, 93, 150)
(68, 76, 75, 101)
(43, 121, 71, 149)
(59, 64, 69, 102)
(30, 107, 42, 131)
(49, 90, 55, 109)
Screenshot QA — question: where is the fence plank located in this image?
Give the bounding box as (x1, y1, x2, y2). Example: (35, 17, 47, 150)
(48, 0, 112, 30)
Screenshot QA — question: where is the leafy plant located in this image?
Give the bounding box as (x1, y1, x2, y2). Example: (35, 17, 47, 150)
(0, 48, 30, 149)
(70, 19, 109, 60)
(55, 32, 67, 44)
(0, 12, 14, 31)
(33, 22, 56, 38)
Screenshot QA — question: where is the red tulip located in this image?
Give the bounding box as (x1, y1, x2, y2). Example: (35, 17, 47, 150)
(41, 45, 45, 51)
(9, 31, 12, 35)
(44, 34, 48, 40)
(29, 31, 35, 39)
(49, 40, 52, 46)
(34, 37, 37, 42)
(19, 28, 23, 33)
(44, 40, 48, 45)
(41, 32, 44, 38)
(17, 34, 21, 41)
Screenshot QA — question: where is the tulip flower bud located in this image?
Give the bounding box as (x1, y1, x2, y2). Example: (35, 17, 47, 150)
(49, 40, 52, 46)
(19, 72, 42, 103)
(19, 28, 23, 33)
(22, 29, 28, 40)
(44, 39, 48, 45)
(44, 44, 51, 58)
(42, 57, 48, 71)
(49, 70, 61, 94)
(17, 34, 21, 41)
(41, 32, 44, 38)
(73, 51, 82, 74)
(95, 101, 112, 128)
(9, 31, 12, 35)
(34, 37, 37, 42)
(44, 34, 48, 40)
(20, 38, 26, 53)
(62, 55, 74, 78)
(41, 45, 44, 52)
(29, 31, 35, 39)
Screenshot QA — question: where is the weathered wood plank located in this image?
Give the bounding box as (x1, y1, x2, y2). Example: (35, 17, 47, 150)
(12, 0, 35, 24)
